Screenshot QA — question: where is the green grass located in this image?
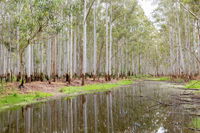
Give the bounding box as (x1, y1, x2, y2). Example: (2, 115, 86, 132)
(60, 80, 133, 94)
(147, 77, 171, 81)
(130, 75, 152, 80)
(185, 80, 200, 89)
(190, 118, 200, 129)
(0, 92, 52, 108)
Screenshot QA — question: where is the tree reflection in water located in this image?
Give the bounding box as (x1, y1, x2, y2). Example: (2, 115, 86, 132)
(0, 81, 195, 133)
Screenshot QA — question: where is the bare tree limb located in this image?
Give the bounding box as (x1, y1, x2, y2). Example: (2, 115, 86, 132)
(84, 0, 96, 23)
(178, 1, 199, 20)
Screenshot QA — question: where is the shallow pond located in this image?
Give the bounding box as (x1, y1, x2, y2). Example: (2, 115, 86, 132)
(0, 81, 198, 133)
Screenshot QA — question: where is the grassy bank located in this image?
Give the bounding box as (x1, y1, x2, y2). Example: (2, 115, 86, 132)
(0, 92, 52, 109)
(143, 76, 184, 82)
(129, 75, 171, 81)
(185, 80, 200, 89)
(190, 118, 200, 129)
(0, 79, 134, 111)
(60, 80, 133, 94)
(147, 77, 171, 81)
(142, 76, 200, 89)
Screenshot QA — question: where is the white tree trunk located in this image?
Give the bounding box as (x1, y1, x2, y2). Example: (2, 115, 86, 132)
(177, 3, 185, 74)
(3, 46, 6, 75)
(93, 1, 97, 77)
(31, 45, 34, 76)
(169, 26, 175, 75)
(105, 3, 109, 76)
(67, 28, 70, 74)
(74, 29, 77, 74)
(17, 26, 20, 75)
(83, 0, 87, 75)
(58, 34, 62, 77)
(117, 43, 121, 77)
(27, 45, 31, 78)
(64, 33, 68, 74)
(70, 15, 73, 78)
(41, 43, 44, 74)
(47, 38, 52, 79)
(109, 3, 112, 76)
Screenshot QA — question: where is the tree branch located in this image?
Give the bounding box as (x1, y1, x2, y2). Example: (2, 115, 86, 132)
(84, 0, 96, 23)
(178, 2, 199, 20)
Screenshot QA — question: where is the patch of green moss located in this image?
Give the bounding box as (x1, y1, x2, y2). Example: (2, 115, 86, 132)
(190, 118, 200, 129)
(0, 92, 52, 108)
(60, 80, 133, 94)
(185, 80, 200, 89)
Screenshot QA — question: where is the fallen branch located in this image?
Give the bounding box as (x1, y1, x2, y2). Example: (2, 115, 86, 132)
(187, 127, 200, 132)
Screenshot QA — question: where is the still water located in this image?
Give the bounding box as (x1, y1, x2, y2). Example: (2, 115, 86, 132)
(0, 81, 198, 133)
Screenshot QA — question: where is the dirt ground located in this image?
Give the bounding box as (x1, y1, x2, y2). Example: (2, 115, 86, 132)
(6, 78, 119, 96)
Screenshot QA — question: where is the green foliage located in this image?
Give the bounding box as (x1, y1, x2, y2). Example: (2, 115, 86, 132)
(60, 80, 133, 94)
(1, 0, 73, 53)
(182, 0, 199, 4)
(0, 92, 52, 108)
(185, 80, 200, 89)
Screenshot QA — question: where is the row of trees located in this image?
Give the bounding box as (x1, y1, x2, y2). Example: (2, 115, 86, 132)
(3, 0, 198, 85)
(153, 0, 200, 77)
(0, 0, 159, 86)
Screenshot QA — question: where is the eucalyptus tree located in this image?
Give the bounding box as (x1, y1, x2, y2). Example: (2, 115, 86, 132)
(153, 0, 200, 76)
(93, 0, 97, 80)
(105, 2, 109, 80)
(0, 0, 168, 86)
(0, 0, 68, 84)
(82, 0, 87, 85)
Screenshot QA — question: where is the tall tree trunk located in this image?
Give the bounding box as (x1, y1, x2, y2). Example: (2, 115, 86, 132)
(177, 3, 185, 75)
(47, 38, 52, 84)
(58, 34, 62, 77)
(31, 45, 34, 79)
(0, 45, 2, 76)
(52, 36, 57, 82)
(74, 29, 77, 75)
(105, 3, 109, 81)
(19, 50, 25, 88)
(93, 1, 97, 81)
(69, 15, 73, 81)
(40, 43, 44, 74)
(27, 45, 31, 82)
(109, 2, 112, 81)
(64, 33, 68, 75)
(17, 26, 20, 75)
(169, 26, 175, 75)
(82, 0, 87, 85)
(3, 45, 6, 75)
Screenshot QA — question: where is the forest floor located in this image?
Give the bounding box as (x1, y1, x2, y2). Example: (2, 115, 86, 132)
(7, 78, 119, 96)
